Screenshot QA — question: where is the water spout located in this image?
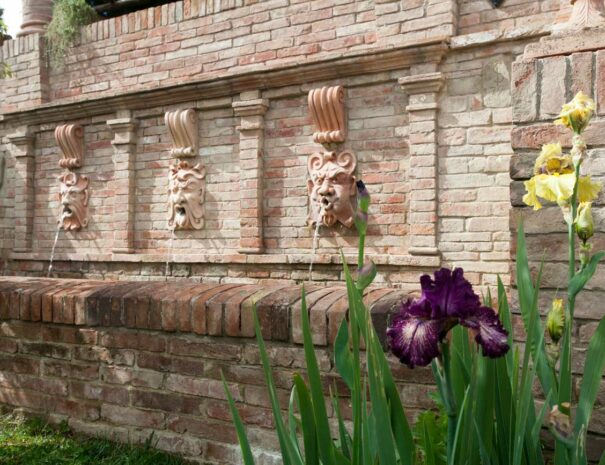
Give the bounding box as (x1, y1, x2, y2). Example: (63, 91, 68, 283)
(47, 225, 61, 277)
(308, 221, 321, 281)
(165, 227, 176, 280)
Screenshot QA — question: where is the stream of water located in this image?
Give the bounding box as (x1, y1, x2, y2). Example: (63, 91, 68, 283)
(47, 226, 61, 278)
(165, 228, 176, 279)
(308, 221, 321, 281)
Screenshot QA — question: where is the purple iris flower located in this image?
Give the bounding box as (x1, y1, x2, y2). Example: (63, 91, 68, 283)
(387, 268, 509, 368)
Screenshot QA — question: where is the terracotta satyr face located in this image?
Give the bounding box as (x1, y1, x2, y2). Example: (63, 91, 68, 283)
(168, 160, 206, 230)
(58, 172, 89, 231)
(307, 151, 357, 228)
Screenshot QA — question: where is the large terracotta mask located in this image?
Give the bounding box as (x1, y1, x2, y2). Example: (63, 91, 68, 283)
(307, 151, 357, 228)
(58, 172, 89, 231)
(168, 160, 206, 230)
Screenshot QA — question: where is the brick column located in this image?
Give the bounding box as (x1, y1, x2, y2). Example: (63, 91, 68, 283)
(399, 72, 443, 257)
(107, 113, 138, 254)
(232, 92, 268, 254)
(18, 0, 54, 36)
(8, 127, 36, 252)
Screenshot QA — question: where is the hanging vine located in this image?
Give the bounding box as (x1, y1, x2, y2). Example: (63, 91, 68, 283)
(45, 0, 98, 69)
(0, 8, 12, 78)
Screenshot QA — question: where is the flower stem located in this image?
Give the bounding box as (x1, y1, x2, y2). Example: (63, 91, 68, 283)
(439, 344, 457, 463)
(357, 233, 365, 272)
(555, 140, 582, 465)
(562, 155, 581, 403)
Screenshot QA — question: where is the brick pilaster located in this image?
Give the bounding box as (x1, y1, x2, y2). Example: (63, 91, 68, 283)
(232, 92, 268, 254)
(107, 113, 138, 254)
(399, 72, 443, 256)
(8, 127, 36, 252)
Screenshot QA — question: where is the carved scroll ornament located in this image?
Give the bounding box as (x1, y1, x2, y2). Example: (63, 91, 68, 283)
(566, 0, 605, 29)
(165, 109, 199, 157)
(307, 151, 357, 228)
(168, 160, 206, 230)
(308, 86, 346, 144)
(55, 124, 84, 169)
(58, 172, 89, 231)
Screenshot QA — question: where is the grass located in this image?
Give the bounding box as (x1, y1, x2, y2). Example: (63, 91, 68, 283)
(0, 414, 187, 465)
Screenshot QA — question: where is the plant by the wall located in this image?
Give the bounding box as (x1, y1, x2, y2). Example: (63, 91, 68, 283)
(0, 7, 12, 79)
(46, 0, 97, 69)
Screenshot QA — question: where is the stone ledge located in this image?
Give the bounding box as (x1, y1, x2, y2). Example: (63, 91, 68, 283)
(522, 27, 605, 60)
(0, 277, 408, 348)
(8, 252, 441, 268)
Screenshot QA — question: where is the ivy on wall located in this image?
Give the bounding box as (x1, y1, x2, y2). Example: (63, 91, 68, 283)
(46, 0, 98, 68)
(0, 8, 12, 78)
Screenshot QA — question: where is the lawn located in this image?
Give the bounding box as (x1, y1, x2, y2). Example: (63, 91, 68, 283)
(0, 414, 186, 464)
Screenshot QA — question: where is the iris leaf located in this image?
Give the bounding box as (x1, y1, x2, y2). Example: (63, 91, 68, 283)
(574, 315, 605, 464)
(299, 288, 335, 465)
(569, 251, 605, 300)
(222, 372, 256, 465)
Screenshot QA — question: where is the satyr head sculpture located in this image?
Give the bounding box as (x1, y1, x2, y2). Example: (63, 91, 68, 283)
(58, 172, 89, 231)
(168, 160, 206, 230)
(307, 151, 357, 228)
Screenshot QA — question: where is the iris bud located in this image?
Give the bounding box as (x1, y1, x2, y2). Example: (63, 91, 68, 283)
(575, 202, 594, 244)
(356, 180, 370, 214)
(546, 299, 565, 343)
(555, 91, 596, 135)
(357, 260, 376, 290)
(548, 403, 572, 440)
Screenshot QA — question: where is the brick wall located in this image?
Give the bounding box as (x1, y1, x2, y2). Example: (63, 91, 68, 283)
(0, 277, 445, 464)
(0, 34, 48, 111)
(507, 27, 605, 461)
(458, 0, 563, 35)
(1, 0, 605, 460)
(0, 0, 573, 289)
(510, 29, 605, 347)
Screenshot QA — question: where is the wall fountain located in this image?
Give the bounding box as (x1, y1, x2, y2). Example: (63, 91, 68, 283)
(306, 85, 357, 230)
(55, 123, 89, 231)
(48, 123, 88, 276)
(165, 108, 205, 231)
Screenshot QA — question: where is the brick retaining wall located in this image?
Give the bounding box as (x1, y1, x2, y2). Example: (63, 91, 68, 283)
(1, 275, 605, 462)
(0, 277, 442, 464)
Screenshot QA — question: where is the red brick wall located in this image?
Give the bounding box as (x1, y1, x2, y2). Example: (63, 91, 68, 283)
(0, 1, 578, 290)
(0, 277, 444, 463)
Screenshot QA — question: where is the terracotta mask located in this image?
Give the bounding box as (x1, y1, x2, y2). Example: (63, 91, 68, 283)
(168, 160, 206, 230)
(307, 151, 357, 228)
(58, 172, 89, 231)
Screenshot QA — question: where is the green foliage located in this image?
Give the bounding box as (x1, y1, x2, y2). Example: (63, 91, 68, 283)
(225, 188, 417, 464)
(225, 149, 605, 465)
(423, 266, 550, 465)
(413, 396, 447, 465)
(46, 0, 97, 69)
(0, 414, 185, 464)
(0, 8, 12, 79)
(573, 316, 605, 465)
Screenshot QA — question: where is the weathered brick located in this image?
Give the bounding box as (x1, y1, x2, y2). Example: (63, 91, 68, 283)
(101, 404, 164, 428)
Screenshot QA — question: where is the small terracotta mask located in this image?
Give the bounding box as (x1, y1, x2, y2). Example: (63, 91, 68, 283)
(168, 160, 206, 230)
(58, 172, 89, 231)
(307, 151, 357, 228)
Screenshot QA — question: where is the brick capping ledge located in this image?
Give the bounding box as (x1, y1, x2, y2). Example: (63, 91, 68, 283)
(0, 277, 408, 348)
(7, 252, 441, 268)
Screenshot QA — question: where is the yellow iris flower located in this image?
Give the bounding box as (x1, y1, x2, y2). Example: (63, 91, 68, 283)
(523, 174, 601, 211)
(554, 91, 596, 134)
(533, 143, 573, 175)
(524, 140, 601, 210)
